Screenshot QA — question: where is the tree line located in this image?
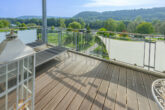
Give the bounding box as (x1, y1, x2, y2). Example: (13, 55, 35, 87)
(1, 16, 165, 35)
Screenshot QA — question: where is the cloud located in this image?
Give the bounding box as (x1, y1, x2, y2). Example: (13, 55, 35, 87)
(84, 0, 165, 7)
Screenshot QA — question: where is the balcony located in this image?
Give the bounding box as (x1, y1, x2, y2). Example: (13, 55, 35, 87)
(0, 28, 164, 110)
(34, 51, 160, 110)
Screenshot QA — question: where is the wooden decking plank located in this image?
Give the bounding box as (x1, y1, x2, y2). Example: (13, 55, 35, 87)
(35, 58, 76, 94)
(141, 74, 159, 110)
(126, 69, 138, 110)
(115, 67, 127, 110)
(35, 60, 82, 109)
(35, 58, 67, 84)
(35, 58, 73, 87)
(67, 62, 108, 110)
(0, 96, 5, 110)
(35, 61, 60, 80)
(35, 73, 61, 103)
(35, 57, 74, 82)
(0, 90, 16, 110)
(35, 59, 78, 103)
(42, 60, 88, 110)
(134, 71, 151, 110)
(54, 73, 89, 110)
(101, 64, 114, 110)
(36, 57, 80, 89)
(34, 52, 160, 110)
(0, 60, 68, 110)
(90, 64, 111, 110)
(35, 68, 76, 109)
(54, 61, 100, 110)
(102, 65, 120, 110)
(101, 64, 115, 110)
(79, 63, 109, 110)
(43, 76, 76, 110)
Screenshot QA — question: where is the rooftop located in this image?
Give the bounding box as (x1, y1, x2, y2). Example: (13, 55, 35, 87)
(35, 51, 160, 110)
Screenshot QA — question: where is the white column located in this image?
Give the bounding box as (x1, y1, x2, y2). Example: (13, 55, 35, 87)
(42, 0, 47, 43)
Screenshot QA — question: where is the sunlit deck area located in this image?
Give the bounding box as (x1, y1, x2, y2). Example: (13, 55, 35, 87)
(1, 0, 165, 109)
(35, 52, 160, 110)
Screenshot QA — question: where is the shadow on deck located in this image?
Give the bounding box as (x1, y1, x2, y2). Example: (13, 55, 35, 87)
(35, 52, 160, 110)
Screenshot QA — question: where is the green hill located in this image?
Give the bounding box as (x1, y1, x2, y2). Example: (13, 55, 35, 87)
(74, 7, 165, 21)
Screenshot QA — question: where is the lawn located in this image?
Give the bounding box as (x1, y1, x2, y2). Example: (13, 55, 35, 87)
(47, 33, 58, 45)
(47, 32, 96, 50)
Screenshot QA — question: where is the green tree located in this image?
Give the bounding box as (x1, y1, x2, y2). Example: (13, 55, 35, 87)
(127, 16, 144, 33)
(27, 23, 37, 27)
(29, 18, 41, 25)
(21, 23, 27, 27)
(97, 28, 108, 36)
(89, 20, 104, 29)
(60, 19, 66, 28)
(81, 21, 86, 29)
(0, 20, 10, 28)
(47, 18, 60, 27)
(77, 18, 86, 29)
(104, 19, 117, 31)
(117, 21, 126, 32)
(0, 21, 4, 28)
(2, 20, 10, 27)
(51, 26, 55, 30)
(127, 22, 137, 33)
(152, 20, 161, 34)
(134, 16, 144, 24)
(86, 24, 91, 33)
(16, 22, 22, 27)
(159, 22, 165, 35)
(98, 28, 107, 32)
(136, 22, 154, 34)
(68, 21, 81, 29)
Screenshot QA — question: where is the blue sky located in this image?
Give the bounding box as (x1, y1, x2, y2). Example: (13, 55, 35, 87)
(0, 0, 165, 18)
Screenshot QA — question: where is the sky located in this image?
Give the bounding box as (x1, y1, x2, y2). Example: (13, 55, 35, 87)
(0, 0, 165, 18)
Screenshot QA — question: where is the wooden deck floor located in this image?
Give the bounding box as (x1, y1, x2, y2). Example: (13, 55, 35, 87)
(35, 53, 160, 110)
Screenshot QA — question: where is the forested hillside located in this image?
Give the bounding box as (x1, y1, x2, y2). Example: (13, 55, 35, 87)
(74, 7, 165, 21)
(1, 7, 165, 35)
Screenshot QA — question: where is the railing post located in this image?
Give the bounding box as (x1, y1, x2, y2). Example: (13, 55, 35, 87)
(58, 31, 62, 47)
(75, 32, 78, 51)
(77, 32, 79, 51)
